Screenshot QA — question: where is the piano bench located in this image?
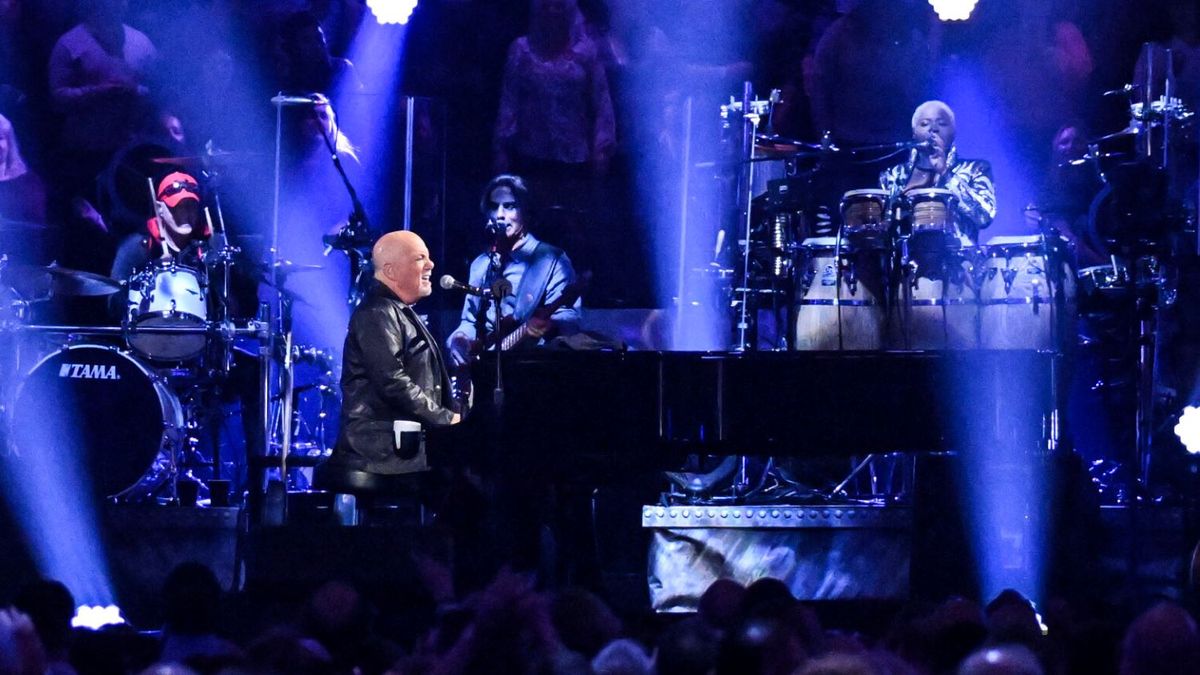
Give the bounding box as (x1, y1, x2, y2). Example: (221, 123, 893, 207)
(312, 464, 429, 527)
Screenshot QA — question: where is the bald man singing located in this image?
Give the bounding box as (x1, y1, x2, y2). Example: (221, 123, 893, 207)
(330, 231, 460, 475)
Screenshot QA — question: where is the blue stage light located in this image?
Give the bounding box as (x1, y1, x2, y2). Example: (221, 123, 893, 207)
(71, 605, 125, 630)
(929, 0, 978, 21)
(1175, 405, 1200, 454)
(366, 0, 418, 25)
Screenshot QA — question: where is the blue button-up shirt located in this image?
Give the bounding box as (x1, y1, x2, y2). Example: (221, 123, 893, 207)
(450, 233, 581, 344)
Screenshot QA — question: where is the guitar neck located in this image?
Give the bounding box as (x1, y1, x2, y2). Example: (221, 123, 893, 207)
(500, 323, 528, 352)
(489, 275, 587, 353)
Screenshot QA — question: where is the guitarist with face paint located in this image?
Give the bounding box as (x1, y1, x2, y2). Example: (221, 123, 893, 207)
(446, 174, 583, 370)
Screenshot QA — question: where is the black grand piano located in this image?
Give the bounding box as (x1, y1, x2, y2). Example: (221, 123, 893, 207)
(441, 350, 1060, 479)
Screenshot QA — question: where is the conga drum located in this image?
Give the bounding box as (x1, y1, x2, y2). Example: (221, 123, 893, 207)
(794, 237, 887, 350)
(978, 235, 1073, 350)
(840, 189, 890, 248)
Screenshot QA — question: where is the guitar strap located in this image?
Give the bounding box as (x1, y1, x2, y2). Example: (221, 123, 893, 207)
(512, 241, 557, 322)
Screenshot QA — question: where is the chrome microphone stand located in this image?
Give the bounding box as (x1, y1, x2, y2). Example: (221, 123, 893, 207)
(264, 94, 320, 519)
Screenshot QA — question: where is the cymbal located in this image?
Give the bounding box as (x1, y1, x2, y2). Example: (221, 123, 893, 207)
(273, 260, 323, 274)
(0, 218, 49, 234)
(755, 133, 821, 150)
(252, 260, 325, 286)
(3, 264, 122, 297)
(1094, 127, 1139, 143)
(150, 150, 262, 166)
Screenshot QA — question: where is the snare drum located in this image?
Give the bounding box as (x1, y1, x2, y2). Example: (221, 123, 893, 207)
(126, 260, 208, 361)
(977, 235, 1072, 349)
(840, 189, 889, 245)
(793, 237, 886, 350)
(9, 344, 181, 501)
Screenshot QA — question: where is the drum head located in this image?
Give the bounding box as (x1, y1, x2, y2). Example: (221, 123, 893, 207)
(983, 235, 1045, 256)
(126, 262, 209, 361)
(905, 187, 953, 200)
(10, 345, 172, 500)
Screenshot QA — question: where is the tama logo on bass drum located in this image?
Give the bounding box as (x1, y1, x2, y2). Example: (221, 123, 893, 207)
(58, 363, 121, 380)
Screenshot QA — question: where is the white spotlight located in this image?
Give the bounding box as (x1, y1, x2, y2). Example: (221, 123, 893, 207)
(367, 0, 418, 25)
(1176, 406, 1200, 454)
(929, 0, 979, 21)
(71, 605, 125, 630)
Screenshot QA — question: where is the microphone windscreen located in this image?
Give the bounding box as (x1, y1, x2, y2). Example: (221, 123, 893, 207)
(439, 274, 456, 290)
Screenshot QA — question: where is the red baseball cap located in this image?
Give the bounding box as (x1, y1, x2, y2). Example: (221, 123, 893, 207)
(156, 171, 201, 207)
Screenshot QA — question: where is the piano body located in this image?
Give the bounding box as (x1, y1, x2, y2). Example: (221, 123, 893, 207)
(442, 350, 1060, 479)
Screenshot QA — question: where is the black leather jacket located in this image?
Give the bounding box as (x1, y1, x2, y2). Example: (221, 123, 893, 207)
(332, 282, 456, 474)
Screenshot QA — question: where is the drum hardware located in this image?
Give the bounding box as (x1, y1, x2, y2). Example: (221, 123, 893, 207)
(664, 455, 782, 504)
(15, 322, 263, 337)
(828, 453, 914, 503)
(732, 82, 767, 352)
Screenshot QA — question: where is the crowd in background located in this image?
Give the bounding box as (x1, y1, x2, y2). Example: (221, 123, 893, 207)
(1, 562, 1200, 675)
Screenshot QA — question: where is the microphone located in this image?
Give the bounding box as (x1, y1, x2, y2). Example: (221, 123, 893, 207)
(910, 138, 938, 154)
(271, 94, 321, 106)
(440, 274, 489, 296)
(484, 218, 502, 234)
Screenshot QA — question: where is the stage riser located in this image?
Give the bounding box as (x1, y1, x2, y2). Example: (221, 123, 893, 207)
(645, 506, 912, 610)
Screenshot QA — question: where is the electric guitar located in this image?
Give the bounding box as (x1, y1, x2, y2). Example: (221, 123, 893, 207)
(484, 273, 590, 352)
(450, 273, 590, 407)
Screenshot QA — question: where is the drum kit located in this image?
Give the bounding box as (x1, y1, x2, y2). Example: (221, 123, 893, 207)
(728, 160, 1074, 353)
(714, 75, 1190, 359)
(678, 65, 1196, 503)
(0, 210, 340, 508)
(791, 200, 1074, 352)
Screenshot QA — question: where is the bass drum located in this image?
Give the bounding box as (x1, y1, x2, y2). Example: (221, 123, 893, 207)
(9, 344, 181, 501)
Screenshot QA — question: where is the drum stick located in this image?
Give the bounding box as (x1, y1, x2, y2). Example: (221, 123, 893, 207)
(146, 177, 158, 211)
(205, 207, 215, 234)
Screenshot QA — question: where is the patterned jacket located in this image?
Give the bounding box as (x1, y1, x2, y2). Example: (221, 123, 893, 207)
(879, 147, 996, 244)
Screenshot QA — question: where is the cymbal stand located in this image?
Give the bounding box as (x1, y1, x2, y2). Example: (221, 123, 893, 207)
(1134, 271, 1163, 491)
(202, 204, 242, 483)
(734, 81, 763, 351)
(277, 289, 297, 516)
(268, 94, 290, 517)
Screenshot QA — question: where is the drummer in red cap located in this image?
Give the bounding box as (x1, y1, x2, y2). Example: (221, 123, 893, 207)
(110, 170, 211, 280)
